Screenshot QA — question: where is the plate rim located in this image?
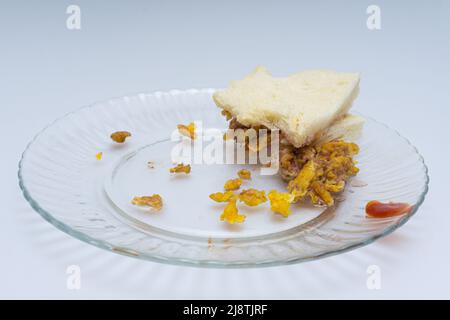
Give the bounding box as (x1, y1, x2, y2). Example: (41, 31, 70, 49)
(17, 88, 430, 268)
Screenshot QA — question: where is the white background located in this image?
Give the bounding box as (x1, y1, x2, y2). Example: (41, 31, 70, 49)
(1, 0, 449, 299)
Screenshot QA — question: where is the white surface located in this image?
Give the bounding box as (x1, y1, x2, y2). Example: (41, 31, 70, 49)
(0, 0, 449, 299)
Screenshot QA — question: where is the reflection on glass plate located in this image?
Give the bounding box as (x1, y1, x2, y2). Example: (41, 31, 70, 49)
(18, 89, 429, 267)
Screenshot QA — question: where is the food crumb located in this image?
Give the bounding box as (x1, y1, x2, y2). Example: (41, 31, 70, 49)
(147, 161, 155, 169)
(220, 198, 246, 224)
(238, 188, 267, 206)
(237, 169, 251, 180)
(224, 178, 242, 191)
(208, 237, 213, 249)
(131, 194, 163, 211)
(177, 122, 196, 140)
(95, 152, 103, 160)
(110, 131, 131, 143)
(209, 191, 234, 203)
(169, 163, 191, 174)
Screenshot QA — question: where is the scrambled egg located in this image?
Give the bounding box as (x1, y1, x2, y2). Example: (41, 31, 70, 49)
(224, 178, 242, 191)
(169, 163, 191, 174)
(131, 194, 163, 211)
(238, 188, 267, 206)
(209, 191, 234, 203)
(287, 140, 359, 206)
(220, 198, 246, 224)
(177, 122, 196, 140)
(237, 169, 252, 180)
(268, 190, 295, 217)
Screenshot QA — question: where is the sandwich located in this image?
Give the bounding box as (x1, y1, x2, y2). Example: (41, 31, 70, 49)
(213, 66, 364, 207)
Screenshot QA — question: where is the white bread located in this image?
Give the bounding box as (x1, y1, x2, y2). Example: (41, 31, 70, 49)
(213, 66, 360, 148)
(314, 114, 365, 144)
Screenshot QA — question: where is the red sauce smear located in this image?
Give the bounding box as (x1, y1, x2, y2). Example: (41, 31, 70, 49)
(365, 200, 413, 218)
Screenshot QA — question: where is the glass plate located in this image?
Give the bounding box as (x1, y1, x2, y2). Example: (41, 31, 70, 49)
(18, 89, 429, 267)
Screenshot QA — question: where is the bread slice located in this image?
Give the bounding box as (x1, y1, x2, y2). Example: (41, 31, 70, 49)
(315, 113, 365, 144)
(213, 66, 360, 148)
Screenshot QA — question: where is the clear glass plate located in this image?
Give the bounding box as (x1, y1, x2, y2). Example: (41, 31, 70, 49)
(18, 89, 429, 267)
